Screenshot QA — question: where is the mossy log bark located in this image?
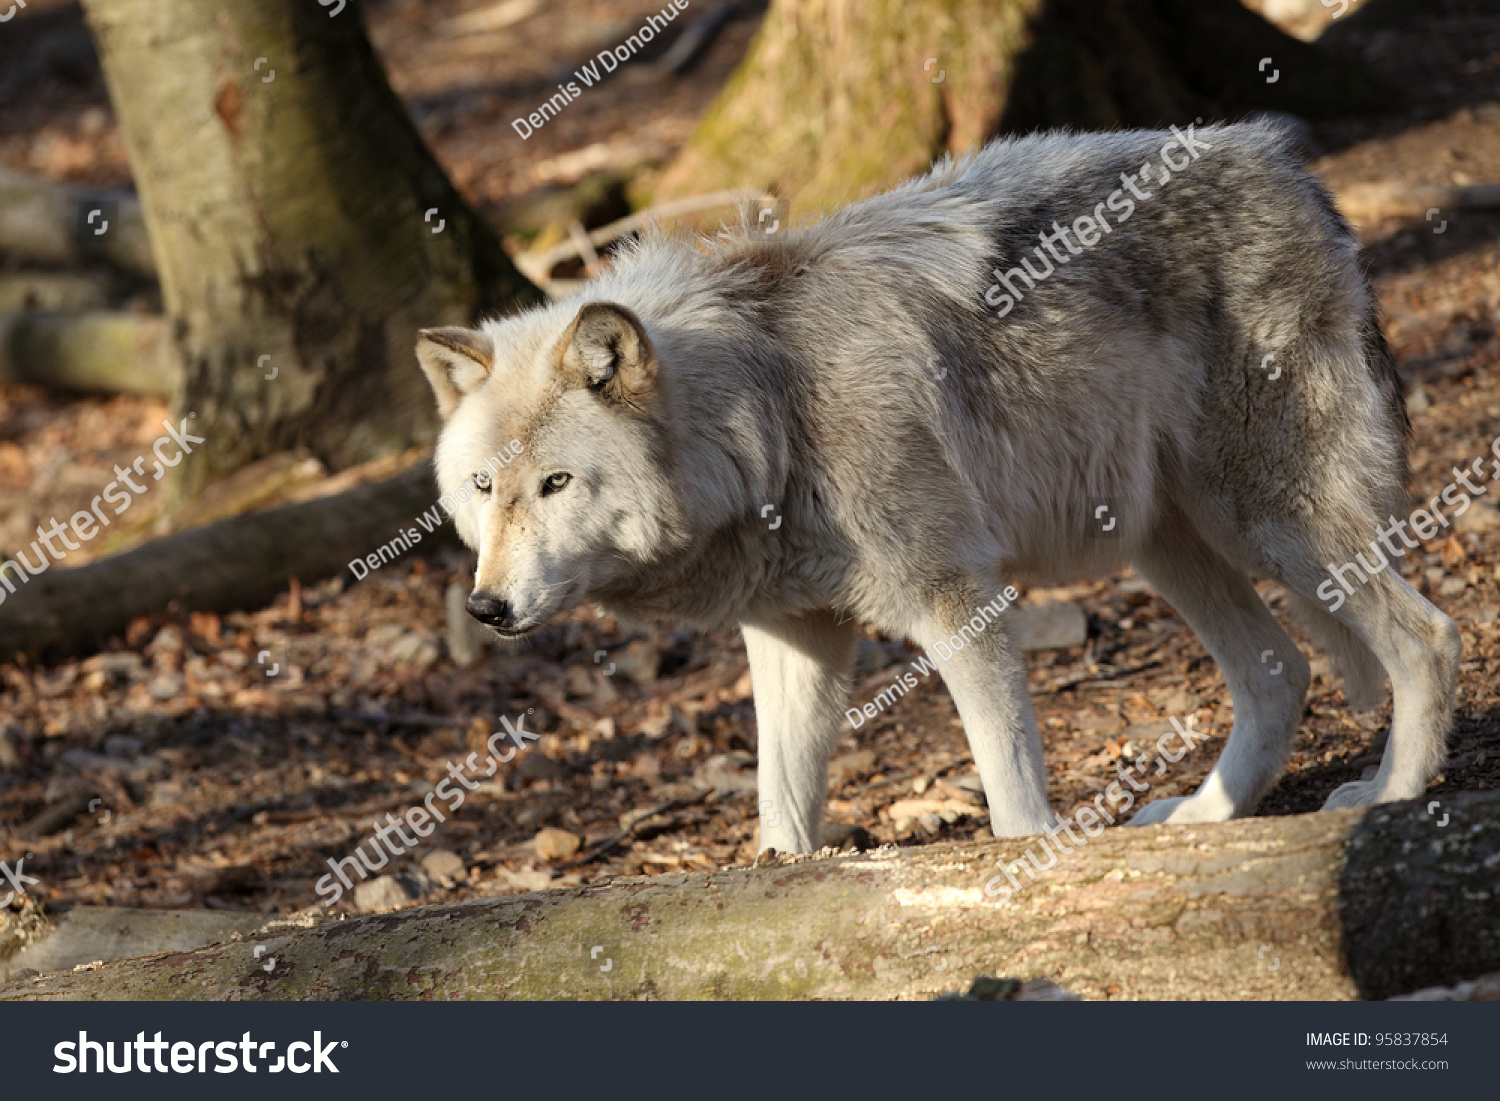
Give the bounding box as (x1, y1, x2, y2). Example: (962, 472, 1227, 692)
(78, 0, 542, 503)
(5, 794, 1498, 1001)
(0, 311, 173, 396)
(653, 0, 1397, 217)
(0, 461, 457, 662)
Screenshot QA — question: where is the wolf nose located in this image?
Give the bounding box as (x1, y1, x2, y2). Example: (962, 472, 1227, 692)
(465, 592, 512, 628)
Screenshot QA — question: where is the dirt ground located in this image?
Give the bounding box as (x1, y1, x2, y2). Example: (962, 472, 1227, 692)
(1, 0, 1499, 918)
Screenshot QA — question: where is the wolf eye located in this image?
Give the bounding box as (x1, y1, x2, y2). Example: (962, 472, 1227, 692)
(474, 469, 492, 494)
(541, 472, 572, 496)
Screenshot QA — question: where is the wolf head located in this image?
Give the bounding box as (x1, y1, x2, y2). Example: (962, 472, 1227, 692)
(416, 300, 687, 636)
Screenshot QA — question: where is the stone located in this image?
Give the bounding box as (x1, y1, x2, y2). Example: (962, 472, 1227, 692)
(614, 639, 661, 685)
(352, 875, 415, 913)
(1439, 576, 1467, 596)
(499, 868, 554, 893)
(1158, 687, 1200, 715)
(389, 632, 440, 668)
(1012, 601, 1088, 651)
(533, 827, 582, 863)
(147, 673, 185, 701)
(147, 626, 184, 654)
(367, 623, 405, 646)
(420, 850, 467, 883)
(692, 753, 757, 795)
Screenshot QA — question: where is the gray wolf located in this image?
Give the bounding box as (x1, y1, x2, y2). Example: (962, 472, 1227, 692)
(415, 121, 1459, 854)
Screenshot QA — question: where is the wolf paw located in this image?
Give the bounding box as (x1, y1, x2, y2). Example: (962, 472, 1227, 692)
(1127, 794, 1232, 826)
(1321, 780, 1390, 810)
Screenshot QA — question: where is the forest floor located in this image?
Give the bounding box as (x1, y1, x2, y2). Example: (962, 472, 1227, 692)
(1, 0, 1499, 918)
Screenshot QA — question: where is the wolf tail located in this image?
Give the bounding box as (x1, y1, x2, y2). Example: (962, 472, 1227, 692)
(1283, 589, 1387, 711)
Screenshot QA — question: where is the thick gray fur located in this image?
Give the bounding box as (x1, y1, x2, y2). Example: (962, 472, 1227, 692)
(417, 121, 1459, 852)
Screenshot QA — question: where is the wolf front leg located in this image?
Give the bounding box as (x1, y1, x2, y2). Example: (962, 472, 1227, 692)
(741, 609, 859, 854)
(912, 585, 1055, 837)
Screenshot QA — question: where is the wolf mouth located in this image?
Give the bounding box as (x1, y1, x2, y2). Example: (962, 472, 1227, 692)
(486, 623, 539, 639)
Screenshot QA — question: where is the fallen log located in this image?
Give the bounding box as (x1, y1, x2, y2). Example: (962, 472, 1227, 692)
(0, 903, 275, 983)
(0, 272, 116, 313)
(0, 311, 173, 396)
(4, 794, 1497, 1001)
(0, 169, 155, 280)
(0, 461, 458, 662)
(1335, 181, 1500, 227)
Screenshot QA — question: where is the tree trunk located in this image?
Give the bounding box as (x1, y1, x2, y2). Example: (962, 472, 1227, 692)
(0, 461, 457, 662)
(78, 0, 543, 503)
(5, 794, 1497, 1001)
(650, 0, 1397, 217)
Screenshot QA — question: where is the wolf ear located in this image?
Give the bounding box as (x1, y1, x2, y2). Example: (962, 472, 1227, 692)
(416, 326, 495, 419)
(558, 302, 656, 411)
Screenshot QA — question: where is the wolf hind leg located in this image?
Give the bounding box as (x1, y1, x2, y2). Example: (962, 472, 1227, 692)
(1282, 588, 1387, 711)
(1201, 504, 1457, 811)
(1127, 510, 1311, 825)
(1304, 569, 1459, 809)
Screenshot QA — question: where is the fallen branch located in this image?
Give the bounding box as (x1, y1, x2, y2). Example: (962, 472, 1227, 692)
(0, 461, 458, 662)
(4, 793, 1497, 1001)
(515, 189, 777, 295)
(1335, 181, 1500, 225)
